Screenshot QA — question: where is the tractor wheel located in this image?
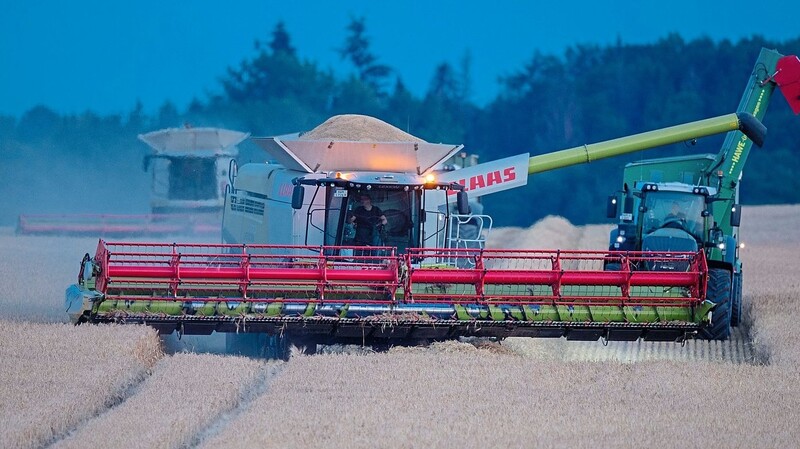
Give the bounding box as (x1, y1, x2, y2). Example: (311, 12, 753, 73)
(730, 272, 743, 327)
(699, 268, 732, 340)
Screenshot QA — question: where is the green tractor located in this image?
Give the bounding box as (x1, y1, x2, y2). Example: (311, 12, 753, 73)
(606, 48, 800, 339)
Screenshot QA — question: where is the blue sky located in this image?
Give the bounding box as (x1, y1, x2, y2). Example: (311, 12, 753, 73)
(2, 0, 798, 117)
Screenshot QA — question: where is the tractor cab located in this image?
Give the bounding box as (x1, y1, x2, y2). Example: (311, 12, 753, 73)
(640, 186, 708, 244)
(292, 172, 469, 254)
(609, 181, 716, 254)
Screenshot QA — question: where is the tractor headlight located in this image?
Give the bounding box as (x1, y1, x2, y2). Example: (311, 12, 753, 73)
(718, 242, 725, 250)
(616, 235, 626, 244)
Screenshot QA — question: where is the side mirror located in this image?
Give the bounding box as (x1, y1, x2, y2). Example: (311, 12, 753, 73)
(456, 191, 470, 215)
(730, 204, 742, 227)
(291, 185, 304, 210)
(606, 196, 618, 219)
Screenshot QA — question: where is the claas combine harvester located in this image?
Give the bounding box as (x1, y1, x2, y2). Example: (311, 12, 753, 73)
(65, 49, 799, 359)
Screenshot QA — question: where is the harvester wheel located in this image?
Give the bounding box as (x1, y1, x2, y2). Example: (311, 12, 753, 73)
(264, 335, 291, 361)
(226, 333, 267, 358)
(699, 268, 732, 340)
(225, 333, 291, 360)
(730, 272, 743, 327)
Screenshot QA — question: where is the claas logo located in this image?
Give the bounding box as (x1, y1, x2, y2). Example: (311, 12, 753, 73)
(449, 167, 516, 193)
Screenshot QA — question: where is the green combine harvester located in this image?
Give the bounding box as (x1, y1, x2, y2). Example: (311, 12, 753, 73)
(65, 48, 800, 358)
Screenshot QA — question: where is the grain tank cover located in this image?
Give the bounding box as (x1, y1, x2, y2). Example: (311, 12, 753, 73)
(138, 127, 249, 156)
(252, 114, 462, 174)
(253, 135, 463, 174)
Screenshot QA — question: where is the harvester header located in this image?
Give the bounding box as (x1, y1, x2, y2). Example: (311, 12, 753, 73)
(67, 240, 710, 344)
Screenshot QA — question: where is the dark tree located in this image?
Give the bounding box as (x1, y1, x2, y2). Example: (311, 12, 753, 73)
(428, 62, 459, 101)
(339, 17, 392, 93)
(270, 21, 296, 56)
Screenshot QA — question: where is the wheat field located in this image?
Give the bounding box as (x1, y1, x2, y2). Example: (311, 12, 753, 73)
(1, 205, 799, 448)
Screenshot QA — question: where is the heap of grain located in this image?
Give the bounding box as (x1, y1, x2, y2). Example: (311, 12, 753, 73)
(300, 114, 425, 142)
(487, 215, 582, 250)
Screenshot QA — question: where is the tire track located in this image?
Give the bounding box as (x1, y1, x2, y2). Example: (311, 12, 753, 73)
(190, 361, 285, 448)
(51, 353, 265, 449)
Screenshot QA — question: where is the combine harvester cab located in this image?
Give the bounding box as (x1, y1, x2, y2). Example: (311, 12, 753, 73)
(64, 109, 771, 358)
(606, 48, 800, 340)
(17, 126, 249, 237)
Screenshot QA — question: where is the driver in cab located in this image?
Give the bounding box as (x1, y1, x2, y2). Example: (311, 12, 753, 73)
(666, 201, 687, 222)
(348, 193, 387, 246)
(663, 200, 705, 238)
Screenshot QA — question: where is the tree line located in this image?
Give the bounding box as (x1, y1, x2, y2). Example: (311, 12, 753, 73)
(1, 19, 798, 227)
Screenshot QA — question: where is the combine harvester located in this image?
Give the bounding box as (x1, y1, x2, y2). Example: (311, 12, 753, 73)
(17, 126, 248, 237)
(65, 49, 799, 358)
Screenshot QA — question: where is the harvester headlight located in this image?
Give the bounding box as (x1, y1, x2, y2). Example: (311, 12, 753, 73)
(616, 235, 626, 244)
(366, 184, 372, 190)
(611, 198, 617, 205)
(718, 243, 725, 250)
(425, 174, 436, 183)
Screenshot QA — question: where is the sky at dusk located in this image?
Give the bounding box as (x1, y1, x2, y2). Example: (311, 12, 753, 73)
(2, 0, 798, 118)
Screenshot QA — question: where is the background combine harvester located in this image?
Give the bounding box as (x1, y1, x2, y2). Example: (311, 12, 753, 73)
(17, 126, 249, 237)
(67, 110, 766, 359)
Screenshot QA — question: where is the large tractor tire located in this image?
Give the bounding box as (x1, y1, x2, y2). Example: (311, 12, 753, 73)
(730, 272, 743, 327)
(699, 268, 732, 340)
